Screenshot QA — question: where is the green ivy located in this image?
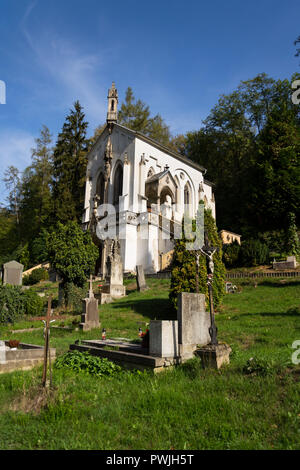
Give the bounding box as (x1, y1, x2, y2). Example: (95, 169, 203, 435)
(169, 207, 226, 311)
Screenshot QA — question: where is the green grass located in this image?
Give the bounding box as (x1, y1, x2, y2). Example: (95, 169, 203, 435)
(0, 277, 299, 450)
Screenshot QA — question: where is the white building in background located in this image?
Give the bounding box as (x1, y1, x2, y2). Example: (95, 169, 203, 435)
(83, 83, 216, 275)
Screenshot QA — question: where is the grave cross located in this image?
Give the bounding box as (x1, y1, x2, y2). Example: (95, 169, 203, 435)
(89, 274, 94, 298)
(42, 296, 55, 387)
(199, 231, 219, 346)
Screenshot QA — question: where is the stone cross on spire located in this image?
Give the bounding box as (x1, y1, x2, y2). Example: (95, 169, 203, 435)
(107, 82, 118, 124)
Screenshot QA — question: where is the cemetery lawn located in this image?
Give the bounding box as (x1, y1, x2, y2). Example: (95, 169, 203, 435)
(0, 277, 299, 450)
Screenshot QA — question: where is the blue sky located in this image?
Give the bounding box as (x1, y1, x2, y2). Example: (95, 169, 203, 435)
(0, 0, 299, 203)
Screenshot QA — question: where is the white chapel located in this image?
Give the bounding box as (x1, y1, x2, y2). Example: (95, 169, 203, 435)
(82, 83, 216, 275)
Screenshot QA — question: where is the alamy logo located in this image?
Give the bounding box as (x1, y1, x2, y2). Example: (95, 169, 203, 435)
(292, 80, 300, 105)
(291, 340, 300, 365)
(0, 80, 6, 104)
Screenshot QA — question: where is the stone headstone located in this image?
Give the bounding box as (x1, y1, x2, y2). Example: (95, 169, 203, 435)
(0, 340, 6, 364)
(80, 277, 100, 331)
(101, 239, 126, 303)
(149, 320, 179, 358)
(136, 265, 148, 292)
(3, 260, 24, 286)
(177, 292, 211, 359)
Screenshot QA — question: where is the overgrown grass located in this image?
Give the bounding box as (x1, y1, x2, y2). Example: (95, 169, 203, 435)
(0, 277, 299, 450)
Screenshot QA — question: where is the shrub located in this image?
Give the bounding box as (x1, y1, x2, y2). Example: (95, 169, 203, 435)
(0, 285, 23, 324)
(22, 289, 45, 316)
(63, 282, 86, 313)
(169, 206, 226, 311)
(54, 351, 122, 378)
(239, 239, 269, 267)
(222, 241, 241, 268)
(242, 357, 275, 377)
(23, 268, 49, 286)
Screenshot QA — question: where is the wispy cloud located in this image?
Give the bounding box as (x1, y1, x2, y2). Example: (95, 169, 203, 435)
(20, 2, 107, 127)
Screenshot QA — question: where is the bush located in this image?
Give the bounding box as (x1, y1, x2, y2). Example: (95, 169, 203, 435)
(169, 206, 226, 311)
(62, 282, 86, 313)
(222, 241, 241, 268)
(22, 289, 45, 316)
(23, 268, 49, 286)
(0, 285, 24, 324)
(242, 357, 275, 377)
(239, 239, 269, 267)
(54, 351, 123, 378)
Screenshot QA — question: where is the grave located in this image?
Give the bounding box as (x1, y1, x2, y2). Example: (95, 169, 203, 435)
(273, 255, 298, 270)
(2, 260, 24, 286)
(80, 276, 100, 331)
(136, 265, 149, 292)
(195, 343, 231, 369)
(0, 341, 56, 374)
(177, 292, 211, 359)
(70, 292, 217, 372)
(99, 239, 126, 304)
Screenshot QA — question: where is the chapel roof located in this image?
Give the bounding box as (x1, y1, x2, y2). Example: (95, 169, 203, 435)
(89, 121, 207, 175)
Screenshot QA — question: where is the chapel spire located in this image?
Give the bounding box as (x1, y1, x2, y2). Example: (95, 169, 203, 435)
(106, 82, 118, 124)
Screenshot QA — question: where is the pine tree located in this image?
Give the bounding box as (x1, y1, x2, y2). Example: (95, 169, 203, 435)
(118, 87, 172, 146)
(52, 101, 89, 223)
(285, 212, 300, 256)
(19, 125, 53, 241)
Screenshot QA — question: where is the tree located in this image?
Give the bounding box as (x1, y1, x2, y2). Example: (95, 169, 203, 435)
(185, 73, 300, 236)
(47, 221, 98, 288)
(3, 166, 21, 226)
(169, 206, 226, 311)
(285, 212, 300, 256)
(52, 101, 90, 223)
(118, 87, 172, 146)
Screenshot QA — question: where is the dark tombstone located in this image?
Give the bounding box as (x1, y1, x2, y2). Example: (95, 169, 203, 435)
(136, 265, 149, 292)
(3, 260, 24, 286)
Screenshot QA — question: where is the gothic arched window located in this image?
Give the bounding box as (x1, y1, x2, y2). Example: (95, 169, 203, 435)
(113, 164, 123, 206)
(96, 172, 105, 203)
(147, 168, 155, 178)
(184, 183, 190, 206)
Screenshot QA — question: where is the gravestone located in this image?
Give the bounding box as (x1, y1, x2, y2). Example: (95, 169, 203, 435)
(149, 320, 179, 358)
(100, 239, 126, 303)
(177, 292, 211, 359)
(80, 277, 100, 331)
(0, 340, 6, 364)
(136, 265, 149, 292)
(2, 260, 24, 286)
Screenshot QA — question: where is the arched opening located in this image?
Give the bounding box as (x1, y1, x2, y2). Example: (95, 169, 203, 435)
(184, 183, 190, 205)
(184, 182, 192, 215)
(147, 167, 155, 178)
(96, 172, 105, 204)
(160, 186, 174, 219)
(111, 99, 114, 111)
(113, 164, 123, 206)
